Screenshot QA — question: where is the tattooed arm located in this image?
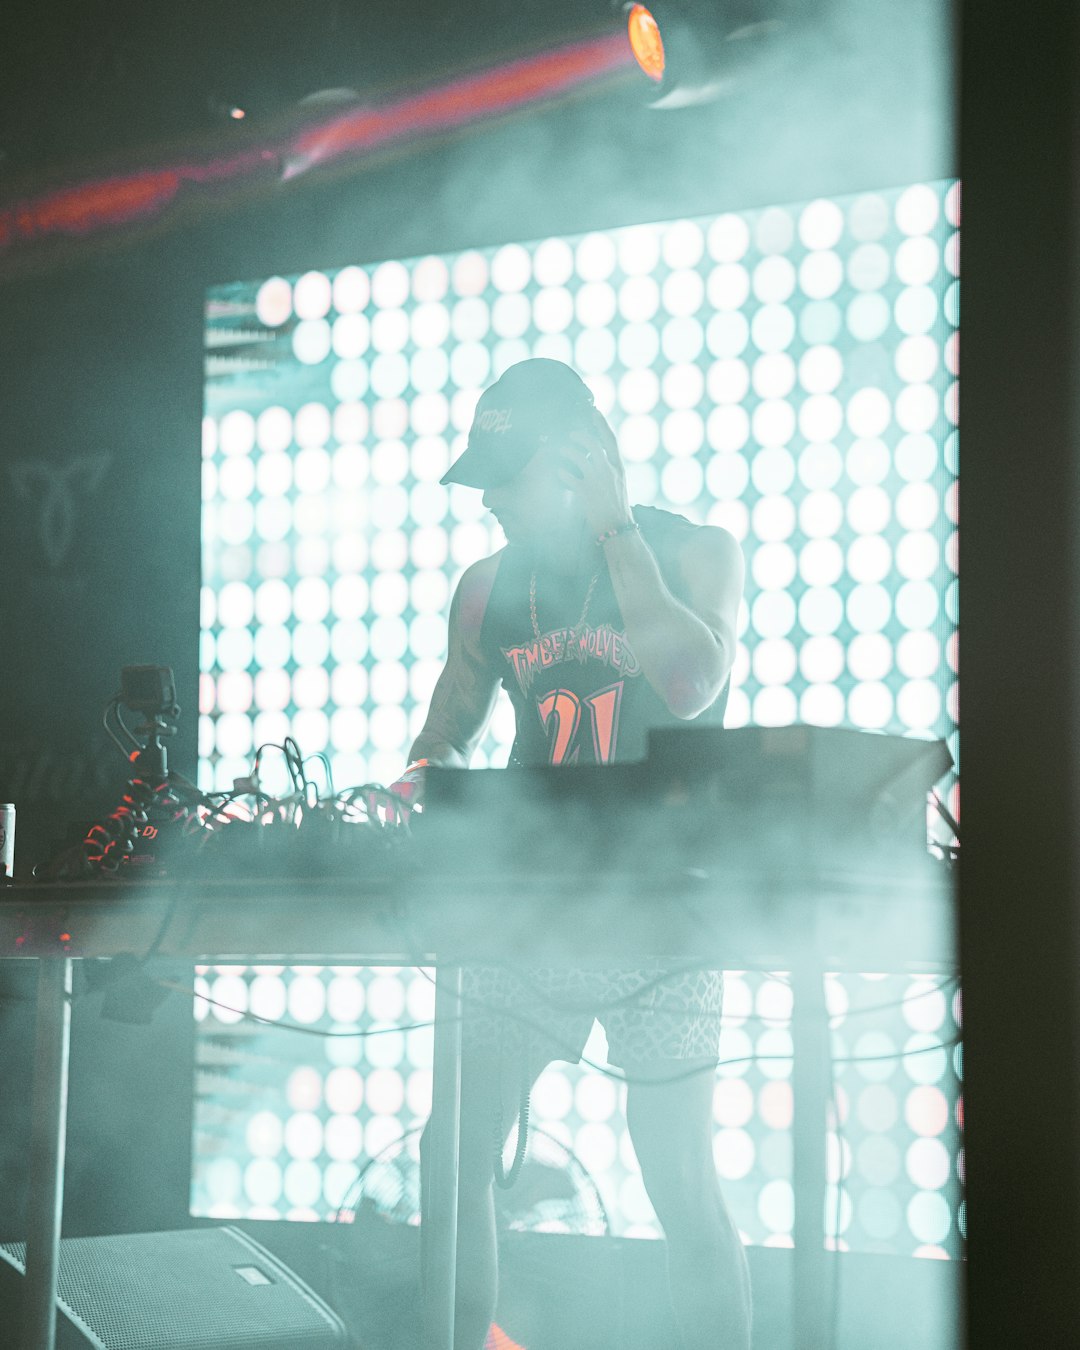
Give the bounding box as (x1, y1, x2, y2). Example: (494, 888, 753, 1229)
(406, 552, 504, 768)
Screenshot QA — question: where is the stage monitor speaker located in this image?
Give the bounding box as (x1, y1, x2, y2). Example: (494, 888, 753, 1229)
(0, 1225, 349, 1349)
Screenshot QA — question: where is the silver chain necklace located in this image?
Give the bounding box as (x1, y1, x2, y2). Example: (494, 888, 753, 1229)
(529, 565, 601, 642)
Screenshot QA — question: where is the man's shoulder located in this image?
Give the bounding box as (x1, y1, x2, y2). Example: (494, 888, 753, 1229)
(454, 548, 507, 637)
(634, 505, 739, 557)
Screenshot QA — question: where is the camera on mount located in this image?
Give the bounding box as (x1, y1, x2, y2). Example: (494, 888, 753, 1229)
(120, 666, 179, 719)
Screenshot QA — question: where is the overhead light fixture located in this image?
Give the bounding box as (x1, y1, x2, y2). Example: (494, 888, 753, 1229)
(621, 0, 787, 109)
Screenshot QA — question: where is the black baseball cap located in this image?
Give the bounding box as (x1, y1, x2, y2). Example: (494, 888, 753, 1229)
(440, 358, 596, 489)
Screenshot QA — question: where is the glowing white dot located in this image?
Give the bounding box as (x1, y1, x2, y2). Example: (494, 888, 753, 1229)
(753, 255, 796, 304)
(533, 286, 574, 333)
(292, 319, 332, 365)
(848, 485, 892, 534)
(706, 311, 750, 359)
(752, 353, 796, 399)
(575, 232, 617, 280)
(800, 635, 845, 682)
(753, 686, 798, 726)
(256, 405, 293, 453)
(896, 532, 939, 581)
(847, 293, 892, 342)
(848, 243, 891, 292)
(292, 401, 329, 448)
(294, 270, 332, 320)
(752, 399, 796, 448)
(751, 447, 795, 495)
(662, 363, 704, 411)
(662, 317, 704, 366)
(801, 684, 845, 727)
(707, 212, 750, 262)
(284, 1111, 323, 1161)
(220, 409, 256, 456)
(331, 360, 369, 401)
(575, 327, 618, 375)
(800, 491, 844, 539)
(847, 388, 892, 438)
(755, 206, 795, 254)
(896, 184, 940, 235)
(800, 587, 844, 636)
(450, 250, 488, 298)
(897, 482, 940, 530)
(661, 409, 704, 457)
(330, 313, 368, 361)
(895, 287, 939, 336)
(410, 255, 449, 303)
(412, 391, 451, 437)
(219, 456, 254, 501)
(707, 358, 749, 405)
(371, 259, 410, 308)
(798, 346, 843, 394)
(798, 443, 843, 491)
(333, 265, 370, 313)
(752, 594, 797, 640)
(896, 236, 940, 286)
(451, 298, 489, 345)
(490, 243, 531, 292)
(799, 394, 843, 442)
(751, 305, 796, 354)
(330, 706, 367, 751)
(369, 704, 408, 751)
(895, 337, 939, 384)
(848, 682, 894, 729)
(849, 193, 890, 240)
(845, 438, 889, 486)
(848, 586, 892, 636)
(288, 975, 327, 1024)
(751, 540, 797, 590)
(799, 198, 844, 249)
(255, 276, 292, 327)
(291, 707, 329, 751)
(617, 224, 661, 276)
(660, 457, 703, 505)
(663, 268, 705, 317)
(847, 535, 892, 584)
(896, 385, 939, 434)
(705, 449, 749, 499)
(752, 495, 797, 542)
(897, 631, 940, 679)
(707, 263, 750, 312)
(706, 406, 750, 455)
(325, 1115, 363, 1163)
(800, 251, 843, 300)
(284, 1159, 322, 1208)
(896, 585, 939, 637)
(897, 680, 942, 730)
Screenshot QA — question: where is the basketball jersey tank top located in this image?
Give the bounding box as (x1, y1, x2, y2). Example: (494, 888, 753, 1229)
(479, 505, 729, 767)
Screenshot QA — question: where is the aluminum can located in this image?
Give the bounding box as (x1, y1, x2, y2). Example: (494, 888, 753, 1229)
(0, 804, 13, 878)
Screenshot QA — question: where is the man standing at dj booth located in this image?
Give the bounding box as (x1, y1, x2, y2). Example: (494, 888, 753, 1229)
(393, 357, 748, 1349)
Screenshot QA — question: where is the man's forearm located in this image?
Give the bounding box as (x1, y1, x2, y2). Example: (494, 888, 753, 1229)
(405, 733, 469, 769)
(602, 530, 732, 719)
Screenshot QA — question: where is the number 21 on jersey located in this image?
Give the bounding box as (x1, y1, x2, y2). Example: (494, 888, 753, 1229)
(536, 681, 624, 765)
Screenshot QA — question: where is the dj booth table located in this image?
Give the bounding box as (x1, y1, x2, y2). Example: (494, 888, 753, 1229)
(0, 727, 958, 1350)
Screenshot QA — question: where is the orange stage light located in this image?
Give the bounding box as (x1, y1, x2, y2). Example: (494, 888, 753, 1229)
(627, 3, 666, 82)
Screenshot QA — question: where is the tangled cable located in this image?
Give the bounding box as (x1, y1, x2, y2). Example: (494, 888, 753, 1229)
(33, 772, 191, 881)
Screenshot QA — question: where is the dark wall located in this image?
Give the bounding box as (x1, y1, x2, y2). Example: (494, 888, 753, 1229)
(0, 13, 950, 1241)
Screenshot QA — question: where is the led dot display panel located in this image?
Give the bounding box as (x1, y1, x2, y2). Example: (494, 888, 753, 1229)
(195, 181, 961, 1254)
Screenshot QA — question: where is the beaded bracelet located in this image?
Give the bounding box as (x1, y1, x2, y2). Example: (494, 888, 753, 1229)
(596, 520, 640, 547)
